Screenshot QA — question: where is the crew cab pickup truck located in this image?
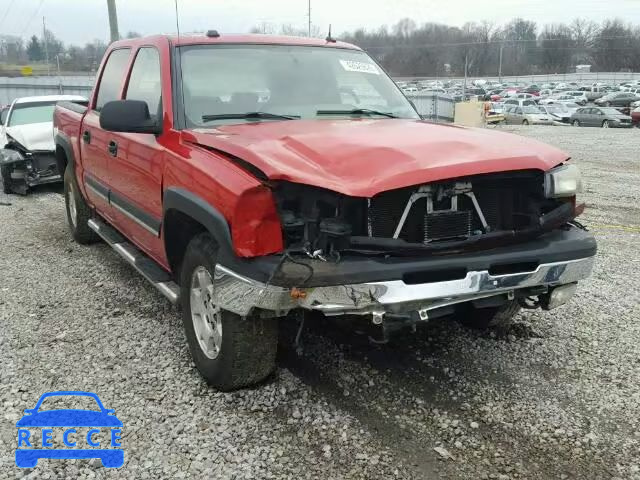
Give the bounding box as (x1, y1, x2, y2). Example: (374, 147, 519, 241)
(54, 33, 596, 391)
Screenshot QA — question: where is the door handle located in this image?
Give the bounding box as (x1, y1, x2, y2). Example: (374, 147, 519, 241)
(107, 140, 118, 157)
(82, 130, 91, 144)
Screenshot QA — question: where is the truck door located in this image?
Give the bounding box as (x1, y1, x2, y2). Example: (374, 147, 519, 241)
(81, 48, 131, 220)
(106, 46, 165, 260)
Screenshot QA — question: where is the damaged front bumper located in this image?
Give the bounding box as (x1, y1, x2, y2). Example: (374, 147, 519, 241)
(212, 225, 596, 318)
(0, 148, 61, 194)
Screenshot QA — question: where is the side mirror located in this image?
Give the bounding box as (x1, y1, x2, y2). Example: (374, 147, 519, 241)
(99, 100, 161, 134)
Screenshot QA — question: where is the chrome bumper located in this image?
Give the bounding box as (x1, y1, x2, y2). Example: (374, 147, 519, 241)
(213, 256, 595, 317)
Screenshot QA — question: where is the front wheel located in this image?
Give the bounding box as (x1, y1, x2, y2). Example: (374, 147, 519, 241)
(522, 119, 529, 125)
(602, 120, 610, 128)
(573, 120, 580, 127)
(457, 300, 522, 330)
(180, 233, 278, 390)
(64, 166, 98, 244)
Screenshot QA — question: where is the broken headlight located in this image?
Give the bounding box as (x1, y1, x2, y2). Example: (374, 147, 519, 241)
(544, 164, 582, 198)
(0, 148, 25, 165)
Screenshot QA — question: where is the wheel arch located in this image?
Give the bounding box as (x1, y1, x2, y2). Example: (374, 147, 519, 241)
(54, 132, 75, 174)
(162, 188, 235, 279)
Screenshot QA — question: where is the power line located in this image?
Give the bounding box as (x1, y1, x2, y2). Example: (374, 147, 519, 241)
(0, 0, 18, 29)
(19, 0, 45, 37)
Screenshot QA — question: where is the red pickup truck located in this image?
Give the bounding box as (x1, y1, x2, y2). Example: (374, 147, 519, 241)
(54, 33, 596, 390)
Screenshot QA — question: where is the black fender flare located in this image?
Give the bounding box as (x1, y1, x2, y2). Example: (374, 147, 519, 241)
(54, 132, 75, 173)
(162, 187, 236, 266)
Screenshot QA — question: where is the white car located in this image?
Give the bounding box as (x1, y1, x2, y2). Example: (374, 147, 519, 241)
(0, 94, 87, 194)
(564, 91, 589, 105)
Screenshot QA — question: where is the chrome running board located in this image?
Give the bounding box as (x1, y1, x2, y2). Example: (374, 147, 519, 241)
(88, 218, 180, 304)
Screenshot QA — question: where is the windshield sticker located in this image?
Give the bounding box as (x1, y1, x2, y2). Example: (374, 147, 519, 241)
(339, 60, 380, 75)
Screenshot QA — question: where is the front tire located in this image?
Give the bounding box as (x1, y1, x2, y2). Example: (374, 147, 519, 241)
(573, 119, 580, 127)
(180, 233, 278, 390)
(64, 166, 98, 244)
(602, 120, 609, 128)
(457, 300, 522, 330)
(522, 119, 529, 125)
(1, 166, 11, 194)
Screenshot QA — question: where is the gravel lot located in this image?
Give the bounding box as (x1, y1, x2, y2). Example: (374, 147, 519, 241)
(1, 126, 639, 479)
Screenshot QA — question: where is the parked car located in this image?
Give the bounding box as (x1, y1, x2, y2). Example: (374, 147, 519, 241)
(570, 107, 633, 128)
(631, 106, 640, 127)
(577, 85, 606, 101)
(504, 104, 553, 125)
(54, 33, 596, 390)
(503, 98, 537, 108)
(0, 94, 87, 194)
(538, 105, 571, 125)
(539, 94, 575, 105)
(595, 92, 640, 107)
(564, 91, 589, 106)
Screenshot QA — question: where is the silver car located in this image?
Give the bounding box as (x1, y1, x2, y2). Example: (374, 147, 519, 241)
(570, 107, 633, 128)
(504, 105, 553, 125)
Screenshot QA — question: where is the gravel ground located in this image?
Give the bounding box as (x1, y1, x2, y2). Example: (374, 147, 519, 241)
(1, 125, 639, 479)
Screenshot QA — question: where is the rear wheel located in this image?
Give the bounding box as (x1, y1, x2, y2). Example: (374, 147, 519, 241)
(602, 120, 610, 128)
(180, 233, 278, 390)
(64, 166, 98, 244)
(572, 119, 580, 127)
(457, 300, 522, 330)
(522, 119, 529, 125)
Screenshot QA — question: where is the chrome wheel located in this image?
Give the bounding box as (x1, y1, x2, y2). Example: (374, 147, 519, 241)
(602, 120, 609, 128)
(67, 181, 78, 228)
(190, 266, 222, 359)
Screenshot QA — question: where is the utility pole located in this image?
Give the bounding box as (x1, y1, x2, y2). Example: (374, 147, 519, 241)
(107, 0, 120, 43)
(463, 54, 468, 98)
(498, 44, 504, 83)
(307, 0, 311, 37)
(42, 16, 50, 76)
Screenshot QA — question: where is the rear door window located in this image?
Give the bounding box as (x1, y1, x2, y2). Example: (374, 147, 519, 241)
(95, 48, 131, 111)
(125, 47, 162, 119)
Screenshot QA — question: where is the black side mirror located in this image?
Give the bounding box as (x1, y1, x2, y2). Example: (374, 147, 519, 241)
(99, 100, 161, 134)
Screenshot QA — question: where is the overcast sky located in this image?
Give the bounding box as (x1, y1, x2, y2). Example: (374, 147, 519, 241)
(2, 0, 639, 45)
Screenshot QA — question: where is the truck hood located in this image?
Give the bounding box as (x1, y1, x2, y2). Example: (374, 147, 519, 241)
(5, 122, 54, 151)
(183, 119, 568, 197)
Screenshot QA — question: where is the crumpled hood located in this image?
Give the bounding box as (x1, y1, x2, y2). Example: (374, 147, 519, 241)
(5, 122, 54, 151)
(183, 119, 569, 197)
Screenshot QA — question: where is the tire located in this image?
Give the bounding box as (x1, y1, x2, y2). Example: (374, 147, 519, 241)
(457, 300, 522, 330)
(605, 102, 611, 107)
(64, 166, 98, 244)
(180, 233, 278, 390)
(522, 119, 529, 125)
(1, 165, 11, 194)
(602, 120, 609, 128)
(573, 120, 580, 127)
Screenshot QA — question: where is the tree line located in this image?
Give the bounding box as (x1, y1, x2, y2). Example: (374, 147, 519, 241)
(339, 18, 640, 77)
(1, 17, 639, 77)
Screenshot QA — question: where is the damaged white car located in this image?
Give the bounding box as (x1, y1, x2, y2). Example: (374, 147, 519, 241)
(0, 95, 87, 194)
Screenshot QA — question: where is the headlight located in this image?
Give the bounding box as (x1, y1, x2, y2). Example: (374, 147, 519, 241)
(0, 148, 25, 165)
(544, 164, 583, 198)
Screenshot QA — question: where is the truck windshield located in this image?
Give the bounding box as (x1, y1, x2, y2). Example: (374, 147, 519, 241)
(8, 102, 57, 127)
(178, 45, 419, 126)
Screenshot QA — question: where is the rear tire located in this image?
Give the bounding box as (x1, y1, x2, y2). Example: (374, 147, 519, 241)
(602, 120, 609, 128)
(64, 166, 98, 244)
(522, 119, 529, 125)
(180, 233, 278, 390)
(572, 119, 580, 127)
(457, 300, 522, 330)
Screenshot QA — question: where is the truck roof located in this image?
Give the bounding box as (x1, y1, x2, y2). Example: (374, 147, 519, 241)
(109, 33, 361, 51)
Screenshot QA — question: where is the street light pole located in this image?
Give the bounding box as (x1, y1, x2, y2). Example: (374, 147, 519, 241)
(308, 0, 311, 37)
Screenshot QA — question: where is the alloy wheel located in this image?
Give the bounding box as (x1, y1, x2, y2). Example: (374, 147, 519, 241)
(67, 181, 78, 228)
(190, 266, 223, 359)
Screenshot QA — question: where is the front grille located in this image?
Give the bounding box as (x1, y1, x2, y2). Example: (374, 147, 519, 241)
(368, 171, 543, 244)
